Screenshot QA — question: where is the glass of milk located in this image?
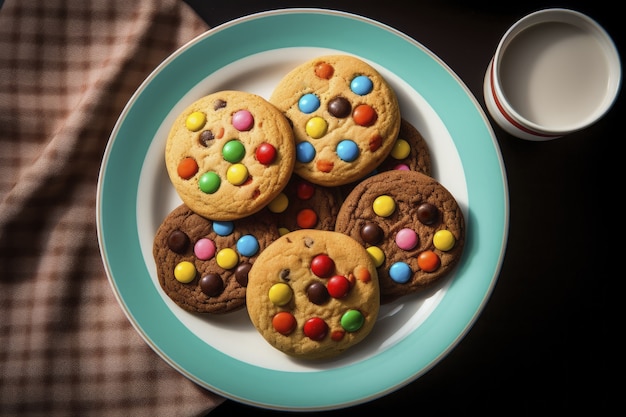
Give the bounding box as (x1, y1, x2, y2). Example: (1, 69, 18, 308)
(483, 8, 621, 141)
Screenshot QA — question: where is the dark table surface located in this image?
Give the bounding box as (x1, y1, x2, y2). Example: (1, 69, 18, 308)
(183, 1, 621, 414)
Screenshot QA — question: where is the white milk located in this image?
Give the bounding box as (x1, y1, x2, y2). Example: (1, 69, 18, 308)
(499, 21, 611, 130)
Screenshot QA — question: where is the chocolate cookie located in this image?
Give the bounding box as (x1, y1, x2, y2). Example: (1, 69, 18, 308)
(339, 117, 433, 197)
(375, 118, 432, 175)
(262, 174, 344, 234)
(334, 170, 465, 304)
(165, 90, 295, 220)
(269, 55, 401, 187)
(153, 204, 282, 314)
(246, 229, 380, 360)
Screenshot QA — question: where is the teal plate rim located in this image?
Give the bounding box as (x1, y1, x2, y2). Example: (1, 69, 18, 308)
(96, 8, 509, 411)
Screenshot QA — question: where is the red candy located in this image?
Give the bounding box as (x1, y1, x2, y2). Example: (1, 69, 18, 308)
(296, 181, 315, 200)
(310, 254, 334, 278)
(327, 275, 350, 298)
(256, 142, 277, 165)
(272, 311, 297, 335)
(331, 330, 345, 341)
(303, 317, 328, 341)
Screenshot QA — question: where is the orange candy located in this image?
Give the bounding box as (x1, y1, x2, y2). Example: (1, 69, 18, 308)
(272, 311, 297, 335)
(177, 157, 198, 179)
(417, 250, 441, 272)
(296, 208, 318, 229)
(314, 62, 334, 79)
(352, 104, 377, 126)
(353, 265, 372, 283)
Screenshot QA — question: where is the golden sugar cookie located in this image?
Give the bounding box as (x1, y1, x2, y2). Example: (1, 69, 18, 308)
(270, 55, 401, 187)
(165, 90, 295, 220)
(246, 229, 380, 360)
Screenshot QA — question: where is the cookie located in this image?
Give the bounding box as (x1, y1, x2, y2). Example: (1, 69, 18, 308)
(334, 170, 465, 304)
(246, 229, 380, 360)
(165, 90, 295, 220)
(153, 204, 282, 314)
(269, 55, 401, 187)
(263, 174, 344, 234)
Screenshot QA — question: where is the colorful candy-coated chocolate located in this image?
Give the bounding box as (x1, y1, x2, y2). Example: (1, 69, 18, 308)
(303, 317, 328, 341)
(194, 238, 216, 260)
(269, 282, 292, 306)
(199, 273, 223, 296)
(327, 275, 350, 298)
(177, 157, 198, 180)
(417, 250, 440, 272)
(352, 104, 377, 127)
(174, 261, 196, 283)
(298, 93, 320, 113)
(296, 141, 316, 163)
(350, 75, 374, 95)
(336, 140, 359, 162)
(256, 142, 277, 165)
(185, 111, 206, 131)
(222, 140, 246, 163)
(226, 163, 248, 185)
(305, 116, 327, 139)
(212, 221, 234, 236)
(198, 172, 220, 194)
(272, 311, 297, 335)
(296, 208, 318, 229)
(310, 254, 335, 278)
(340, 309, 365, 332)
(231, 109, 254, 131)
(216, 248, 238, 269)
(236, 235, 260, 257)
(389, 261, 412, 283)
(433, 229, 456, 251)
(372, 195, 395, 217)
(267, 192, 288, 213)
(395, 228, 418, 250)
(366, 246, 385, 267)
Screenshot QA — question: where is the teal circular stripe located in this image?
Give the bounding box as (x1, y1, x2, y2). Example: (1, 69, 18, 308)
(98, 9, 508, 411)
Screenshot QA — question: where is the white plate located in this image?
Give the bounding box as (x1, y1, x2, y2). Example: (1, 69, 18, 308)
(97, 8, 509, 411)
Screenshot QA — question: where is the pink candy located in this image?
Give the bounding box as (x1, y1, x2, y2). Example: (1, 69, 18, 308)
(194, 238, 216, 260)
(232, 109, 254, 131)
(395, 228, 418, 250)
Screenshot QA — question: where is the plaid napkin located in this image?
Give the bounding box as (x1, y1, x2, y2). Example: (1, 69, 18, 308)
(0, 0, 226, 415)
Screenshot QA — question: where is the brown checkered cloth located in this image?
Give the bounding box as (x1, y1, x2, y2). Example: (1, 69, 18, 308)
(0, 0, 227, 415)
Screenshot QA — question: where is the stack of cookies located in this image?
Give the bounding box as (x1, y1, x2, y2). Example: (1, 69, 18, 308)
(152, 55, 465, 360)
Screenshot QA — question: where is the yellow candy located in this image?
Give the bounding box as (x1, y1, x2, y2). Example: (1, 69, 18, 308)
(185, 111, 206, 132)
(269, 282, 292, 306)
(305, 116, 328, 139)
(390, 139, 411, 159)
(433, 229, 456, 251)
(278, 227, 290, 236)
(226, 163, 248, 185)
(174, 261, 196, 283)
(366, 246, 385, 267)
(372, 195, 395, 217)
(267, 192, 288, 213)
(216, 248, 238, 269)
